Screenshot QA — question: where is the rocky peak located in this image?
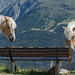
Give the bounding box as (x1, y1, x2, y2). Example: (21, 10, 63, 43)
(0, 0, 38, 20)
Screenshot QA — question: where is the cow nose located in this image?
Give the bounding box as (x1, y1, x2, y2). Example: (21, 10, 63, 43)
(9, 35, 15, 41)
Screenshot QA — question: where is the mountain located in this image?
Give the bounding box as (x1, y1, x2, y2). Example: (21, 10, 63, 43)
(0, 0, 75, 70)
(0, 0, 17, 12)
(1, 0, 75, 47)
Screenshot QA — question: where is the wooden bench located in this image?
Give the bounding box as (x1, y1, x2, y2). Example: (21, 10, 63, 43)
(0, 47, 69, 75)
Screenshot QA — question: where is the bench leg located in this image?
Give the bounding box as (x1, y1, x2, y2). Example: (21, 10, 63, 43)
(59, 61, 62, 70)
(55, 62, 59, 75)
(11, 61, 14, 73)
(68, 49, 73, 70)
(50, 61, 53, 68)
(11, 61, 18, 73)
(14, 61, 18, 71)
(55, 61, 61, 75)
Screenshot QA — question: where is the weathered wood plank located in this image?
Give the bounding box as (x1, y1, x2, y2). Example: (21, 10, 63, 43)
(0, 47, 68, 49)
(1, 54, 69, 57)
(0, 50, 68, 53)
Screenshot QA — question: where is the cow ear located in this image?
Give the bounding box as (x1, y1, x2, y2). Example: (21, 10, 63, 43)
(63, 26, 66, 30)
(5, 16, 9, 22)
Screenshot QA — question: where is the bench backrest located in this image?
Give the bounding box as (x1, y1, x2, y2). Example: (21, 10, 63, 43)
(0, 47, 69, 61)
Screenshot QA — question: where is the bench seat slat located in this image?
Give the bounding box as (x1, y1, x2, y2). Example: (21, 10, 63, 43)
(0, 50, 68, 53)
(0, 47, 68, 49)
(2, 57, 69, 61)
(2, 59, 69, 61)
(1, 54, 69, 57)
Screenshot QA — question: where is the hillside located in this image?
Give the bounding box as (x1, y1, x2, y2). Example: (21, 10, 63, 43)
(0, 0, 75, 70)
(1, 0, 75, 47)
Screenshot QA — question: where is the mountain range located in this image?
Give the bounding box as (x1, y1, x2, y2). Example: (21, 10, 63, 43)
(0, 0, 75, 70)
(0, 0, 75, 47)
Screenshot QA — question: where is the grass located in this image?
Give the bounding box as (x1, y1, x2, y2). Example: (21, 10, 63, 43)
(14, 68, 49, 75)
(0, 67, 75, 75)
(0, 69, 49, 75)
(0, 63, 75, 75)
